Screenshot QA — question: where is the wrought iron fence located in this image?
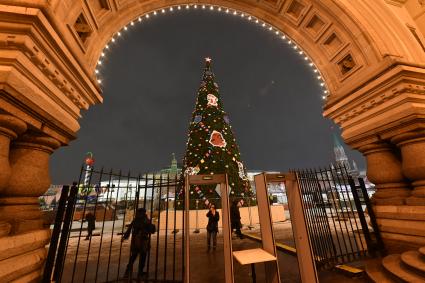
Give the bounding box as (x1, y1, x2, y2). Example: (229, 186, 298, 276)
(43, 166, 184, 283)
(293, 165, 384, 269)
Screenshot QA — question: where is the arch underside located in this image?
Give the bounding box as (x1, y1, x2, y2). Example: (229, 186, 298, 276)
(1, 0, 425, 146)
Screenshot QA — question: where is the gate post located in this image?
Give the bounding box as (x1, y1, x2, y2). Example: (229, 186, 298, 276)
(254, 173, 282, 283)
(184, 174, 233, 283)
(285, 172, 319, 283)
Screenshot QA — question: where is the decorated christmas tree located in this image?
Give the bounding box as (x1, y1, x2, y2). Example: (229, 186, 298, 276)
(178, 58, 252, 208)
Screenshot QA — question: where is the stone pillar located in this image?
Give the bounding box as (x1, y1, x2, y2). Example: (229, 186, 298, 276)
(0, 130, 60, 282)
(359, 142, 410, 205)
(0, 114, 27, 237)
(392, 131, 425, 206)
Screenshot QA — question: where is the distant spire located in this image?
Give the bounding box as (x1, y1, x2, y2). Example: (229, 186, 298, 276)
(333, 133, 350, 170)
(171, 153, 177, 170)
(352, 160, 358, 171)
(332, 133, 343, 148)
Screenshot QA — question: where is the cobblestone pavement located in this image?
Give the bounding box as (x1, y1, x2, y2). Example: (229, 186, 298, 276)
(60, 219, 367, 282)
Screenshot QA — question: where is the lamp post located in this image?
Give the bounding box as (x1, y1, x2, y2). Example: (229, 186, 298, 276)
(194, 199, 200, 233)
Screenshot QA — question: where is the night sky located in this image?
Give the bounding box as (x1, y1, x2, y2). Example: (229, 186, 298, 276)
(50, 9, 365, 184)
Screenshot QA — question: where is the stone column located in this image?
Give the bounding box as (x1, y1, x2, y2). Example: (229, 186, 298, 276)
(392, 131, 425, 206)
(0, 130, 60, 282)
(359, 142, 410, 205)
(0, 114, 27, 237)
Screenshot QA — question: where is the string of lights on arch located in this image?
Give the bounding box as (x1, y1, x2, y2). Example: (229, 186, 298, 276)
(95, 3, 330, 100)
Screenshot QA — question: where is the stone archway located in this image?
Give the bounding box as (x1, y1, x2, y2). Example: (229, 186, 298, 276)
(1, 0, 425, 281)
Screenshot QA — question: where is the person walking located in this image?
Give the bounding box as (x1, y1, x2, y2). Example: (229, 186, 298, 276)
(84, 212, 96, 240)
(206, 204, 220, 251)
(230, 200, 244, 239)
(122, 208, 156, 279)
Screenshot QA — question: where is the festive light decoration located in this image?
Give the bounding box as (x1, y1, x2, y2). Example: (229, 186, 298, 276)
(94, 4, 330, 100)
(177, 58, 252, 207)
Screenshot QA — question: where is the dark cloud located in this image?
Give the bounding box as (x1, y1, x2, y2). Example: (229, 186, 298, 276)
(50, 10, 365, 183)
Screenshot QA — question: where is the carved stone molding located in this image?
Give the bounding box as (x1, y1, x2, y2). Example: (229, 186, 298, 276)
(324, 63, 425, 148)
(0, 4, 102, 143)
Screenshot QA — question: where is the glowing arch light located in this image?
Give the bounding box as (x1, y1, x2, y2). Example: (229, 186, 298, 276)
(95, 4, 330, 101)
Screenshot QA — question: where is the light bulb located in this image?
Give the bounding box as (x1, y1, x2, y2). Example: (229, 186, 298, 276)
(154, 11, 157, 15)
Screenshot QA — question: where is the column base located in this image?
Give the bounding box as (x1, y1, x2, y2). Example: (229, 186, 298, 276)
(371, 184, 411, 205)
(0, 221, 11, 237)
(372, 196, 406, 205)
(406, 196, 425, 206)
(0, 229, 50, 282)
(373, 205, 425, 252)
(0, 197, 44, 234)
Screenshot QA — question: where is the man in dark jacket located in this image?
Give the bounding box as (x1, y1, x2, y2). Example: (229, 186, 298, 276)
(84, 212, 96, 240)
(122, 208, 156, 279)
(206, 203, 220, 251)
(230, 200, 243, 239)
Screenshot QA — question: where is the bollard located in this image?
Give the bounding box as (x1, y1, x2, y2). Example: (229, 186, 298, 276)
(194, 199, 200, 233)
(248, 197, 254, 229)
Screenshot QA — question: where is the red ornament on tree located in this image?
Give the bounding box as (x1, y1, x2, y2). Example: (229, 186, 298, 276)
(209, 130, 227, 148)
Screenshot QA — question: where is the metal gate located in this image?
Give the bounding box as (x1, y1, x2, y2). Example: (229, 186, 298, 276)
(43, 164, 385, 282)
(293, 165, 385, 269)
(43, 166, 184, 283)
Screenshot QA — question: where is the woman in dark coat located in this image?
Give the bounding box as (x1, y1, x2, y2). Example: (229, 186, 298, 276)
(206, 204, 220, 251)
